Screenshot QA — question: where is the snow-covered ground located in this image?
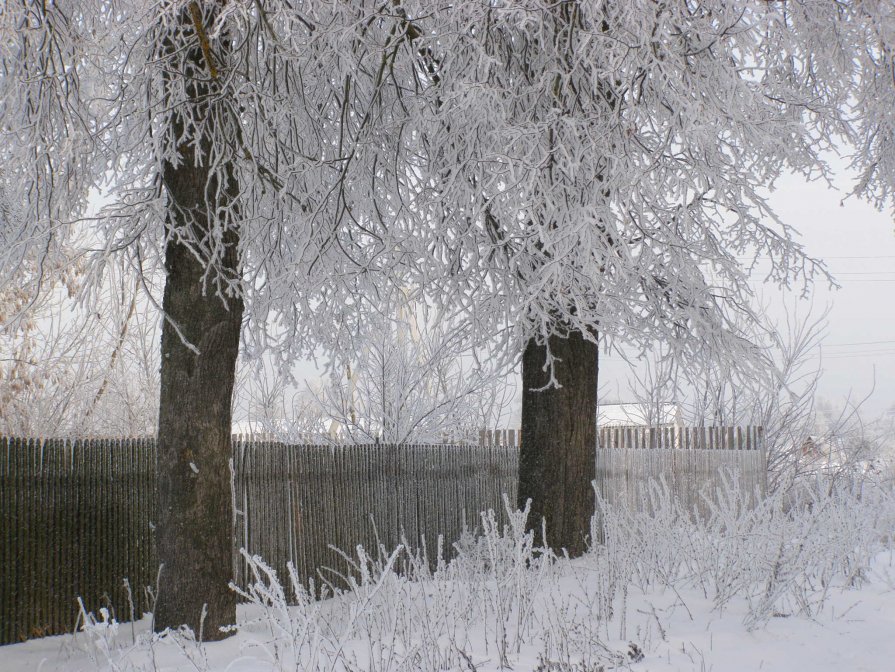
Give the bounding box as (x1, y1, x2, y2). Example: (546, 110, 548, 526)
(5, 478, 895, 672)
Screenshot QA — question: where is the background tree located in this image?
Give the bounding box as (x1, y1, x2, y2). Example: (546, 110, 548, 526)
(401, 0, 895, 554)
(312, 286, 514, 445)
(626, 302, 830, 491)
(0, 260, 160, 438)
(235, 284, 515, 445)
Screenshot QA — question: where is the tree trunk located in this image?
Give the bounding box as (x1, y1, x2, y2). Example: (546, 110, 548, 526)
(154, 178, 243, 638)
(519, 330, 598, 557)
(153, 3, 242, 639)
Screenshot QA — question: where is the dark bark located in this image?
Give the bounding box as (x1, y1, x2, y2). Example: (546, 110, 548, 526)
(519, 330, 598, 557)
(153, 3, 242, 639)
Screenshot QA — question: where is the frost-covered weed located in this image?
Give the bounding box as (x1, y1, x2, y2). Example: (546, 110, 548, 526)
(65, 476, 895, 670)
(72, 599, 210, 672)
(74, 601, 124, 670)
(225, 496, 586, 671)
(596, 473, 895, 631)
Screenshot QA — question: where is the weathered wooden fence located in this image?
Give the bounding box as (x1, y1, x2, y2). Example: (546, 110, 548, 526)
(0, 438, 157, 645)
(594, 425, 767, 517)
(480, 428, 520, 447)
(230, 441, 517, 597)
(0, 437, 517, 644)
(481, 425, 767, 527)
(1, 428, 764, 644)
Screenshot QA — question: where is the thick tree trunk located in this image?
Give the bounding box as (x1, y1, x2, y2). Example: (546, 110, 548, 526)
(153, 3, 242, 639)
(154, 234, 242, 638)
(154, 190, 243, 638)
(519, 330, 598, 557)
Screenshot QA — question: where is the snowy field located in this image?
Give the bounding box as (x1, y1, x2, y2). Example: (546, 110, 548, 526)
(5, 478, 895, 672)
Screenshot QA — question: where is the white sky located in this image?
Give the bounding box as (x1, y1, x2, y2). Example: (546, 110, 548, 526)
(598, 162, 895, 419)
(766, 167, 895, 416)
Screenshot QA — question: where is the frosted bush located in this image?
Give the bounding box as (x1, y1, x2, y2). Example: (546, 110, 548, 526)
(595, 472, 895, 631)
(58, 475, 895, 670)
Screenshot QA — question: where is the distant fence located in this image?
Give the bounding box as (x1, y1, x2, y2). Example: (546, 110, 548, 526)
(595, 425, 767, 518)
(480, 428, 521, 447)
(0, 437, 517, 644)
(482, 424, 767, 524)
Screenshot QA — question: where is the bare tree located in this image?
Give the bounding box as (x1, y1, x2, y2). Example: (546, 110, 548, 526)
(235, 287, 515, 445)
(808, 391, 885, 489)
(627, 302, 829, 491)
(623, 349, 684, 429)
(315, 289, 515, 445)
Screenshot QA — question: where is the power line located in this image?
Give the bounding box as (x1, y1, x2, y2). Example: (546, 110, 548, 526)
(820, 255, 895, 260)
(835, 271, 895, 276)
(809, 349, 895, 359)
(737, 255, 895, 260)
(822, 339, 895, 348)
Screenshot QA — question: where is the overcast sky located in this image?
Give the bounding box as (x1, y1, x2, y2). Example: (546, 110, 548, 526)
(768, 165, 895, 417)
(598, 160, 895, 420)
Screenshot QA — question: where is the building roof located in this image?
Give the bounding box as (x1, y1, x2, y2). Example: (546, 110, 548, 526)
(597, 402, 683, 427)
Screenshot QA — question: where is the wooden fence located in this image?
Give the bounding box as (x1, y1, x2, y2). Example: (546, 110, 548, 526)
(482, 425, 767, 529)
(0, 437, 517, 644)
(0, 437, 157, 645)
(480, 428, 520, 447)
(594, 425, 767, 518)
(1, 428, 764, 644)
(231, 441, 517, 597)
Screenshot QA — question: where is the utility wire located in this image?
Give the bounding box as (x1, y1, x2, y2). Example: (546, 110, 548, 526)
(737, 255, 895, 260)
(834, 271, 895, 275)
(821, 339, 895, 348)
(808, 349, 895, 359)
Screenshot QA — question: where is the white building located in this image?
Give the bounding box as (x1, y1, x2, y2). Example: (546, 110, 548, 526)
(597, 402, 684, 428)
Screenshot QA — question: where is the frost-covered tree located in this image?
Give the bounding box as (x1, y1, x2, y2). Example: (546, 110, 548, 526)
(395, 1, 895, 554)
(235, 284, 514, 445)
(2, 0, 894, 633)
(313, 288, 514, 445)
(1, 0, 432, 636)
(626, 302, 830, 491)
(0, 265, 160, 438)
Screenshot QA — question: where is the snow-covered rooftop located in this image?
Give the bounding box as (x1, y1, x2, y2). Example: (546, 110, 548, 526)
(597, 402, 683, 427)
